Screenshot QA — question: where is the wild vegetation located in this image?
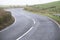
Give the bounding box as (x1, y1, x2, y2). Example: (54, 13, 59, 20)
(24, 1, 60, 24)
(0, 9, 14, 30)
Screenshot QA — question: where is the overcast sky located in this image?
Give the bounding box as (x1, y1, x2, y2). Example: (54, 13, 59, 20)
(0, 0, 59, 5)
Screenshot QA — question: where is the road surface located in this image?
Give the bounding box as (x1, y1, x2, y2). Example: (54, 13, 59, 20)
(0, 8, 60, 40)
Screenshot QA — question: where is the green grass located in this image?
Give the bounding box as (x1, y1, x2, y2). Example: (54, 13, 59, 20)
(24, 1, 60, 24)
(49, 15, 60, 24)
(31, 1, 60, 13)
(25, 1, 60, 13)
(43, 14, 60, 24)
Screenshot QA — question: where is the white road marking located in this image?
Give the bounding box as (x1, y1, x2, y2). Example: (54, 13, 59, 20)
(16, 15, 36, 40)
(0, 12, 36, 32)
(16, 27, 33, 40)
(24, 15, 36, 24)
(32, 19, 36, 24)
(0, 9, 36, 40)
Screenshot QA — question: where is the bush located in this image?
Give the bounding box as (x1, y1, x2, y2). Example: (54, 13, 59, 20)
(0, 9, 15, 30)
(0, 10, 12, 24)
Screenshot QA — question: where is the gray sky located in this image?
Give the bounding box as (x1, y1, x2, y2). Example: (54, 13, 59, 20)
(0, 0, 59, 5)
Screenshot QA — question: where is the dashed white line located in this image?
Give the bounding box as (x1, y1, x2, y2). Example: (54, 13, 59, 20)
(16, 16, 36, 40)
(16, 27, 33, 40)
(32, 19, 36, 24)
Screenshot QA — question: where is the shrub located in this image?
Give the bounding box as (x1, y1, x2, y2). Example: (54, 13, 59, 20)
(0, 9, 12, 24)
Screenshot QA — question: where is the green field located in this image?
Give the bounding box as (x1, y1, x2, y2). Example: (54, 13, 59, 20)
(24, 1, 60, 24)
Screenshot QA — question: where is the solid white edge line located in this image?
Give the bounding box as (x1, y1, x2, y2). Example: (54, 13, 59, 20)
(16, 27, 33, 40)
(48, 17, 60, 28)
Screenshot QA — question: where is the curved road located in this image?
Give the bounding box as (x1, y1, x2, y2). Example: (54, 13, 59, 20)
(0, 8, 60, 40)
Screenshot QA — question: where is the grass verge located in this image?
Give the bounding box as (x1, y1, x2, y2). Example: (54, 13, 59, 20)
(24, 7, 60, 25)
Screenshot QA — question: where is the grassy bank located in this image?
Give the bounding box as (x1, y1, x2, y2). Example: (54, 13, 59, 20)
(0, 9, 15, 30)
(24, 1, 60, 24)
(42, 14, 60, 24)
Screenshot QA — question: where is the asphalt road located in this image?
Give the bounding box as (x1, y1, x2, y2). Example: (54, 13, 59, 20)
(0, 8, 60, 40)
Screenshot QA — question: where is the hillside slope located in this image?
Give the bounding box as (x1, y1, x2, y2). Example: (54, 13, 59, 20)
(25, 1, 60, 14)
(24, 1, 60, 24)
